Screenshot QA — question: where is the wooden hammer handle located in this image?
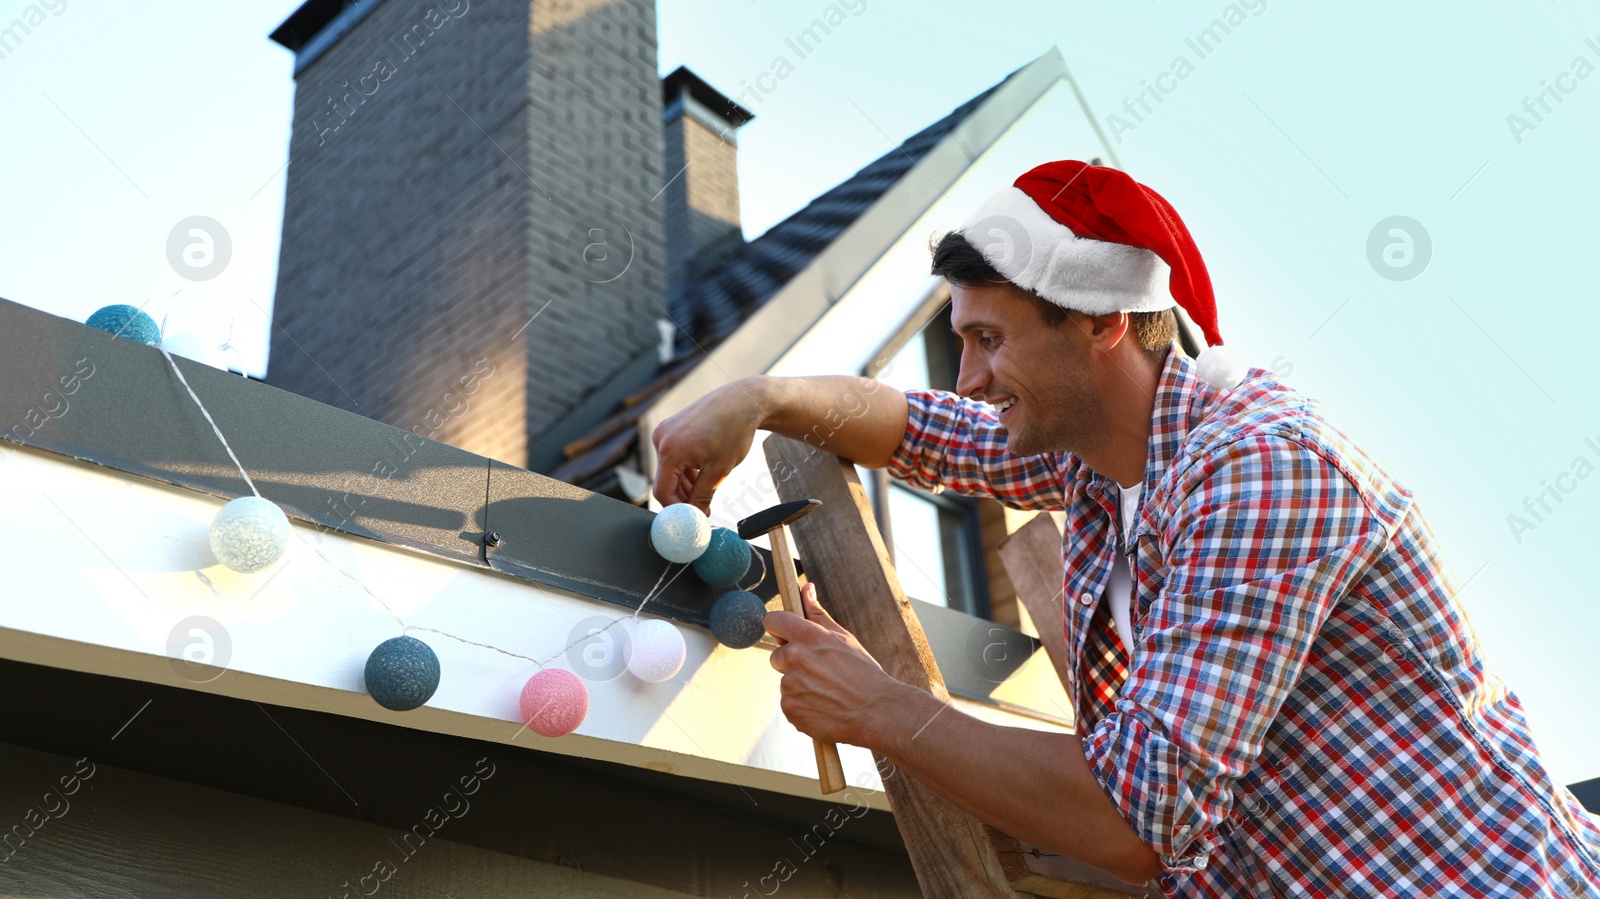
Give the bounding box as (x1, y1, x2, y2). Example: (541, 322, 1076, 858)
(769, 525, 847, 795)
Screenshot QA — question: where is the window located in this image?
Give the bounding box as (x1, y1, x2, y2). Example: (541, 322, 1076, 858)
(862, 298, 991, 617)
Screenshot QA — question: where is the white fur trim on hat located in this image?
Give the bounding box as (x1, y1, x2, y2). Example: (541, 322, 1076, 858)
(959, 186, 1177, 315)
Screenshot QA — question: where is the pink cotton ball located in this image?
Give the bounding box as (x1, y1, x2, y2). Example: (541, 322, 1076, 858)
(520, 669, 588, 738)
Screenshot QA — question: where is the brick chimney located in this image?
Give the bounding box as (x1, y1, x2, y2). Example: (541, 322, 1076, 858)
(266, 0, 667, 467)
(659, 66, 752, 332)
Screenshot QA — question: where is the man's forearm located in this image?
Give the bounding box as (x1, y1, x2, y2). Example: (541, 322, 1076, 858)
(866, 683, 1162, 885)
(748, 374, 909, 470)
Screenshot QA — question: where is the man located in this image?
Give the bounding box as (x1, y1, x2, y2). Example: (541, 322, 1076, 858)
(651, 161, 1600, 895)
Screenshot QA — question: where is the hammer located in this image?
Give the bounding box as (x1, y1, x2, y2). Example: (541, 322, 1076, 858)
(739, 498, 847, 796)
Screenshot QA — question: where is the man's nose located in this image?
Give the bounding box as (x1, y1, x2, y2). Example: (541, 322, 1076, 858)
(955, 348, 987, 400)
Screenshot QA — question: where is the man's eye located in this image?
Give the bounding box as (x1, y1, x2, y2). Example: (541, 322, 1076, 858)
(980, 335, 999, 348)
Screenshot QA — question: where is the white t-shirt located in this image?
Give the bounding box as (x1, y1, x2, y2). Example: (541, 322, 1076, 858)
(1104, 482, 1142, 656)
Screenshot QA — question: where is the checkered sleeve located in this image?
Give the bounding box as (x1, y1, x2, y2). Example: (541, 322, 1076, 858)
(885, 389, 1072, 510)
(1082, 434, 1383, 874)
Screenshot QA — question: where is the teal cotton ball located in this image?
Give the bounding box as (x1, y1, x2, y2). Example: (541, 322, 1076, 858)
(85, 304, 161, 346)
(709, 590, 768, 649)
(365, 636, 441, 711)
(650, 503, 711, 564)
(693, 528, 752, 587)
(210, 496, 291, 573)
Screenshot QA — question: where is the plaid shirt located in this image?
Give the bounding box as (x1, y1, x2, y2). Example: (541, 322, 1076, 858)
(887, 346, 1600, 897)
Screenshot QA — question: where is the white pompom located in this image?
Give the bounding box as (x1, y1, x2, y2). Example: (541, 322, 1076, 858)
(650, 503, 711, 563)
(1196, 344, 1247, 390)
(627, 619, 686, 683)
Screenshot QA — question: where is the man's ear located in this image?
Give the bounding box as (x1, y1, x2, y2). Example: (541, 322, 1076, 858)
(1080, 310, 1130, 352)
(1094, 310, 1132, 348)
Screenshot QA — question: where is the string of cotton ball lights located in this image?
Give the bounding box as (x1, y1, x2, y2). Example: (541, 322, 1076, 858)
(348, 533, 696, 726)
(125, 312, 780, 739)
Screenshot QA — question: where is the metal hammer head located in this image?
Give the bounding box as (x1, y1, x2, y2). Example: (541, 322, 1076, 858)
(737, 498, 821, 540)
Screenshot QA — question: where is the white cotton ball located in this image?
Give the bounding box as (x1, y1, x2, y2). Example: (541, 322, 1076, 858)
(626, 619, 686, 683)
(1196, 344, 1247, 391)
(649, 503, 711, 563)
(210, 496, 291, 573)
(160, 332, 230, 370)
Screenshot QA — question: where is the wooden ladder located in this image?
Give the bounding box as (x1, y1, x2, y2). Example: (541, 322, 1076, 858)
(764, 436, 1157, 899)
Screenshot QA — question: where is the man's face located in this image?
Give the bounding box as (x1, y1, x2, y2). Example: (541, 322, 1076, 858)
(949, 282, 1103, 457)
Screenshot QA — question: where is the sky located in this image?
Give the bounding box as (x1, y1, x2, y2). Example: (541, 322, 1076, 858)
(2, 0, 1598, 784)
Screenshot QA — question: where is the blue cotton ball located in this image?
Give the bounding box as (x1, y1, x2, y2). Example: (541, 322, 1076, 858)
(210, 496, 291, 573)
(709, 590, 769, 649)
(365, 636, 441, 711)
(693, 528, 752, 587)
(649, 503, 711, 564)
(85, 304, 161, 346)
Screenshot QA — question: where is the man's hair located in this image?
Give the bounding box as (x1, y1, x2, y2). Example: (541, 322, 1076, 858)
(930, 231, 1176, 363)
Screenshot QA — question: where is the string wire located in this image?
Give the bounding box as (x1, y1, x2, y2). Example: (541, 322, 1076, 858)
(160, 348, 260, 498)
(737, 547, 768, 593)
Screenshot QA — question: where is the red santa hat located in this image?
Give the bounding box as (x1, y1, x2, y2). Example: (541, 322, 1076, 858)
(958, 160, 1246, 390)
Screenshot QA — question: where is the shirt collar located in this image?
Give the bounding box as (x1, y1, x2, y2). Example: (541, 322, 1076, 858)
(1085, 345, 1220, 502)
(1139, 346, 1218, 495)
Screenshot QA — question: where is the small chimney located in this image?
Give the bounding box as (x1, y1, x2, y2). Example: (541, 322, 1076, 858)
(660, 67, 753, 331)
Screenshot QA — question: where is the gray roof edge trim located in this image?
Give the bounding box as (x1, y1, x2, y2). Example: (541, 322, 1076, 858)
(645, 49, 1071, 431)
(0, 298, 774, 630)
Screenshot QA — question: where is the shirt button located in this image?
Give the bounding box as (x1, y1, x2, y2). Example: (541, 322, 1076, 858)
(1079, 592, 1095, 606)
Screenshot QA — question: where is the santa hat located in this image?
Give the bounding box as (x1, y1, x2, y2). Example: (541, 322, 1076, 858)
(958, 160, 1246, 390)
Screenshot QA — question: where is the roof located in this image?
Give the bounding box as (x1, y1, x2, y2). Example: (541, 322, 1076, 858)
(549, 66, 1019, 491)
(1573, 777, 1600, 814)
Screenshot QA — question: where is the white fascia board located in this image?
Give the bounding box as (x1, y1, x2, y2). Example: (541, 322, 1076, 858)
(0, 443, 885, 806)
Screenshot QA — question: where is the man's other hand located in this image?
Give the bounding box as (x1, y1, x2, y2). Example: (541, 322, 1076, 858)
(651, 379, 766, 513)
